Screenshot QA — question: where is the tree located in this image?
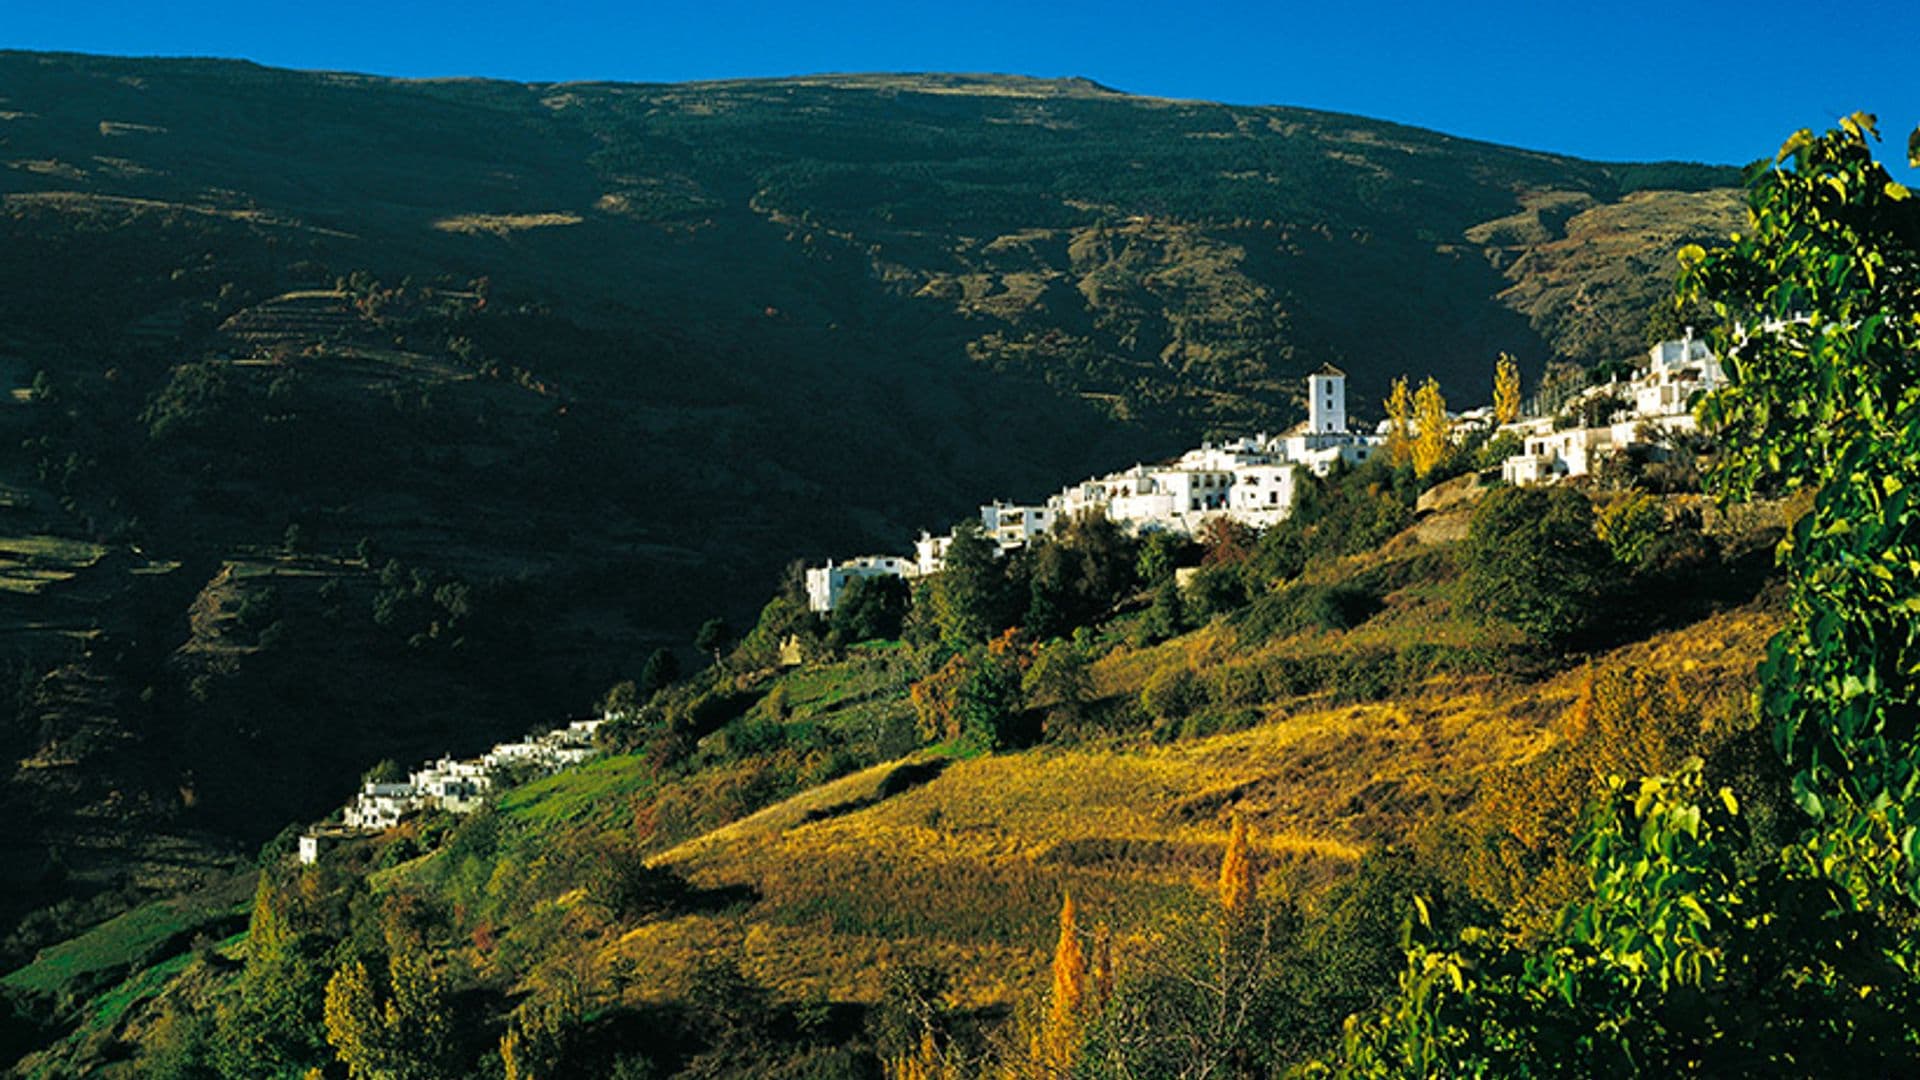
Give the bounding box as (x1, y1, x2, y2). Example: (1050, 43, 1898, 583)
(1460, 486, 1609, 646)
(695, 617, 732, 666)
(910, 630, 1031, 750)
(323, 960, 383, 1079)
(1139, 579, 1186, 645)
(1318, 117, 1920, 1079)
(1492, 353, 1522, 425)
(323, 945, 454, 1080)
(1023, 639, 1091, 712)
(1137, 531, 1184, 587)
(830, 574, 910, 644)
(1218, 816, 1255, 918)
(1383, 377, 1413, 467)
(1411, 377, 1450, 478)
(1035, 892, 1089, 1075)
(928, 518, 1013, 648)
(1680, 113, 1920, 899)
(638, 649, 680, 698)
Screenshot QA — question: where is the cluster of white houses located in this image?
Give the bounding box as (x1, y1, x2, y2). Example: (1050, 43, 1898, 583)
(297, 717, 604, 863)
(803, 336, 1723, 612)
(1499, 331, 1722, 485)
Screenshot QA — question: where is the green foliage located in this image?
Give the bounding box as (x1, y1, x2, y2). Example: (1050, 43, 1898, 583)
(1139, 664, 1205, 725)
(1460, 486, 1610, 647)
(1136, 579, 1187, 645)
(361, 759, 406, 787)
(927, 519, 1016, 649)
(1135, 532, 1187, 588)
(1234, 582, 1381, 642)
(696, 617, 734, 663)
(1182, 562, 1249, 622)
(1595, 493, 1665, 569)
(1680, 114, 1920, 899)
(1315, 116, 1920, 1080)
(1245, 462, 1416, 590)
(640, 649, 682, 697)
(1328, 762, 1920, 1077)
(1022, 513, 1139, 640)
(828, 574, 910, 645)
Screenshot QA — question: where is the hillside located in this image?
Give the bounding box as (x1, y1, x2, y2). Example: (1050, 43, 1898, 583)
(0, 462, 1791, 1077)
(0, 50, 1743, 976)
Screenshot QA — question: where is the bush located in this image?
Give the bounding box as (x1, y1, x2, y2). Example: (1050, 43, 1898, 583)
(1140, 664, 1207, 724)
(1461, 486, 1610, 647)
(1236, 582, 1381, 642)
(1182, 563, 1248, 621)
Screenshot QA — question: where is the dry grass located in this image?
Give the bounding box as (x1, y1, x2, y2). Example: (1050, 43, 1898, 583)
(601, 604, 1776, 1013)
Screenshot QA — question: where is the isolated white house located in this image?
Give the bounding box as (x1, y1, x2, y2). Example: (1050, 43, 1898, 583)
(804, 554, 918, 613)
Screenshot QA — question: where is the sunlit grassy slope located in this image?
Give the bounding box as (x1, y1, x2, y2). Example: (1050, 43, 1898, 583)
(473, 603, 1772, 1012)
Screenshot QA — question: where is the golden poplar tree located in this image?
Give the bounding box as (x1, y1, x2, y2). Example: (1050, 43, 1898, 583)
(1412, 377, 1451, 477)
(323, 960, 382, 1080)
(1384, 376, 1413, 466)
(1035, 891, 1088, 1075)
(1494, 352, 1522, 425)
(1219, 815, 1257, 917)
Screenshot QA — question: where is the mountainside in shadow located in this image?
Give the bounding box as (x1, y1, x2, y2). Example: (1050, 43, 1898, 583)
(0, 51, 1742, 947)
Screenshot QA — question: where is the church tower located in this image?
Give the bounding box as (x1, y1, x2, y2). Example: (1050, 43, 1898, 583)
(1307, 364, 1346, 435)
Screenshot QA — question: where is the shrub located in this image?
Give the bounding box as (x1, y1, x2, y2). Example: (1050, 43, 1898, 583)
(1182, 563, 1248, 621)
(1140, 664, 1206, 724)
(1460, 486, 1610, 647)
(1235, 583, 1380, 642)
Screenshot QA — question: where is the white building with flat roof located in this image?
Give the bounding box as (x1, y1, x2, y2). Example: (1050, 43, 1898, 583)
(804, 555, 917, 612)
(1498, 332, 1723, 485)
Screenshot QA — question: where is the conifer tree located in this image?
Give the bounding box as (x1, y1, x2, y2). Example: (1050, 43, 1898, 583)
(1219, 815, 1257, 918)
(1384, 377, 1413, 466)
(1494, 352, 1522, 425)
(1036, 891, 1089, 1075)
(1412, 377, 1451, 477)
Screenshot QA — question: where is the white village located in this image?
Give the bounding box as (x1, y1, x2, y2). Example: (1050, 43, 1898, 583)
(297, 717, 603, 863)
(303, 330, 1722, 859)
(807, 332, 1723, 613)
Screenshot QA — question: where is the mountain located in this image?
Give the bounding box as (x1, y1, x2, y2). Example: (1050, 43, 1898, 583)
(0, 51, 1742, 956)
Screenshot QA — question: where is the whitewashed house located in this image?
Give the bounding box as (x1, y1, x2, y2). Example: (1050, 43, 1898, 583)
(898, 366, 1380, 570)
(1497, 332, 1723, 485)
(804, 555, 918, 612)
(981, 501, 1060, 548)
(344, 781, 424, 829)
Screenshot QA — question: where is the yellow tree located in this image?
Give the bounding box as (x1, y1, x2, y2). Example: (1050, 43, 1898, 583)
(1384, 377, 1413, 466)
(1494, 353, 1522, 425)
(1219, 815, 1257, 917)
(1034, 891, 1088, 1075)
(1412, 377, 1451, 477)
(323, 960, 383, 1080)
(386, 944, 452, 1076)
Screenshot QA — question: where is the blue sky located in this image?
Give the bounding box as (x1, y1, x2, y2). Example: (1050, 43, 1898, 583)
(8, 1, 1917, 177)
